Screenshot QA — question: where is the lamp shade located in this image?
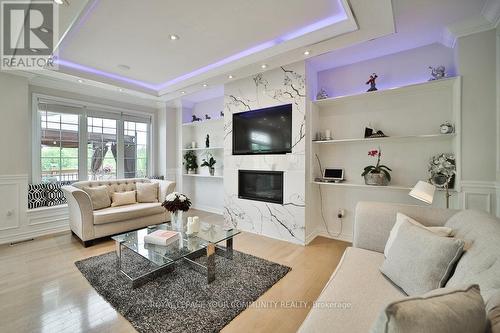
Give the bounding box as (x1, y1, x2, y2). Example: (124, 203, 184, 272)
(409, 181, 435, 204)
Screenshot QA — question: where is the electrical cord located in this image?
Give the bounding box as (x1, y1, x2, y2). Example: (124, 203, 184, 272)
(315, 154, 342, 238)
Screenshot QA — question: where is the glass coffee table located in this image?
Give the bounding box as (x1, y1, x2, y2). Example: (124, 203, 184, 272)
(112, 220, 240, 288)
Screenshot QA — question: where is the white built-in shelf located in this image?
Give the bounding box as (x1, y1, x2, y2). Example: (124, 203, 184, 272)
(312, 181, 412, 191)
(182, 147, 224, 151)
(183, 174, 223, 179)
(312, 133, 456, 144)
(182, 118, 224, 127)
(313, 77, 458, 108)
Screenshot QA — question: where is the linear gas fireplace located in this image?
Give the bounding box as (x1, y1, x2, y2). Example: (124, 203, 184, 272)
(238, 170, 284, 204)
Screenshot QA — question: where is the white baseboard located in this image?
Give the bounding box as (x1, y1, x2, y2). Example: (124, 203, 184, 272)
(0, 224, 70, 245)
(306, 228, 353, 245)
(191, 204, 223, 215)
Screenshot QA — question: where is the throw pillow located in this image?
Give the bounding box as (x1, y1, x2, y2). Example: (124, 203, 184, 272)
(384, 213, 453, 257)
(111, 191, 136, 207)
(82, 185, 111, 210)
(381, 220, 464, 295)
(45, 183, 67, 206)
(136, 182, 159, 203)
(28, 184, 47, 209)
(370, 284, 487, 333)
(487, 291, 500, 333)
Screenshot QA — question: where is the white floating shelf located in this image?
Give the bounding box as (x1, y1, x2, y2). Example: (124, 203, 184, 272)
(182, 147, 224, 151)
(183, 174, 223, 179)
(313, 77, 458, 108)
(312, 181, 412, 191)
(312, 133, 456, 144)
(182, 118, 224, 127)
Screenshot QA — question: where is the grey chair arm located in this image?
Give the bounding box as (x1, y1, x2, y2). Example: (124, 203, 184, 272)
(62, 185, 95, 241)
(150, 179, 176, 202)
(353, 201, 459, 253)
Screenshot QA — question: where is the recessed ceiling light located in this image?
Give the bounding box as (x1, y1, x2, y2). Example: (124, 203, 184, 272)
(228, 75, 234, 79)
(53, 0, 65, 4)
(261, 64, 268, 69)
(40, 27, 50, 33)
(203, 84, 208, 88)
(181, 91, 186, 94)
(117, 64, 131, 70)
(304, 50, 311, 56)
(169, 34, 179, 41)
(118, 88, 124, 92)
(30, 48, 38, 53)
(77, 79, 84, 83)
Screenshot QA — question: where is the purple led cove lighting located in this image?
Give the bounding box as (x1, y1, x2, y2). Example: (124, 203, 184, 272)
(55, 59, 159, 90)
(56, 0, 348, 91)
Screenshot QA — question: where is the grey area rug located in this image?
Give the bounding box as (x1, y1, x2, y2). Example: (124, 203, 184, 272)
(75, 248, 290, 333)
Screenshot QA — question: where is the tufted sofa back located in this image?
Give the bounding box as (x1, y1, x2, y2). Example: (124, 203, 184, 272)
(445, 210, 500, 310)
(72, 178, 152, 196)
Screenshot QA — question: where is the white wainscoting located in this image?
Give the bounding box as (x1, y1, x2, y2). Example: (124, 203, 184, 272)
(0, 175, 70, 245)
(460, 180, 499, 216)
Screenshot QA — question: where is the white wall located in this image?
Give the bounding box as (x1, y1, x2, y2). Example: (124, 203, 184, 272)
(156, 104, 178, 181)
(455, 29, 497, 182)
(317, 43, 456, 98)
(191, 97, 224, 121)
(0, 73, 30, 175)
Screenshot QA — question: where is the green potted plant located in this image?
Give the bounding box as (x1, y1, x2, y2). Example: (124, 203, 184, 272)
(201, 154, 216, 176)
(362, 148, 392, 186)
(183, 151, 198, 174)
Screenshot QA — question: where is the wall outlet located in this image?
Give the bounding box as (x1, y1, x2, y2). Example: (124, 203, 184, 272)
(337, 209, 345, 219)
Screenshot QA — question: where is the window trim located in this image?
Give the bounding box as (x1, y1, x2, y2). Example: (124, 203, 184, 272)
(32, 93, 155, 183)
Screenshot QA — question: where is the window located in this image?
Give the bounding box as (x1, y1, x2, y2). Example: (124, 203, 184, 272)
(40, 110, 79, 182)
(88, 117, 117, 180)
(35, 96, 152, 183)
(124, 121, 149, 178)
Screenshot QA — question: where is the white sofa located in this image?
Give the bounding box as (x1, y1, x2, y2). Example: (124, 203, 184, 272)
(62, 178, 175, 246)
(299, 201, 500, 332)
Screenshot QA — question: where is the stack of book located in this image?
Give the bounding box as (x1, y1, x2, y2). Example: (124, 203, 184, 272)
(144, 230, 180, 246)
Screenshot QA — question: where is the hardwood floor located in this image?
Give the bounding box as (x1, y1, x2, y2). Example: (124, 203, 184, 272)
(0, 209, 349, 333)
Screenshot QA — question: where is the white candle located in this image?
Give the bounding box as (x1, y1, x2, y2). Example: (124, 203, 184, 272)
(324, 129, 331, 139)
(187, 221, 194, 234)
(191, 141, 197, 148)
(193, 216, 200, 232)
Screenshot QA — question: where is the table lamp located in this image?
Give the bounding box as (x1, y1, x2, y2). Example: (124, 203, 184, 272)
(409, 181, 436, 205)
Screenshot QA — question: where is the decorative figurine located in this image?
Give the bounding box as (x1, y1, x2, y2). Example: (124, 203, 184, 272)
(428, 66, 447, 81)
(205, 134, 210, 148)
(316, 88, 329, 100)
(440, 122, 454, 134)
(205, 114, 211, 120)
(220, 111, 224, 117)
(192, 115, 201, 122)
(366, 73, 378, 92)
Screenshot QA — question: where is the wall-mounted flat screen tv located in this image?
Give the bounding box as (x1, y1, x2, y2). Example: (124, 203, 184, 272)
(232, 104, 292, 155)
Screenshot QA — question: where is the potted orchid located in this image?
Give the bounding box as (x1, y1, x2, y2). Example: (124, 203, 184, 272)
(362, 148, 392, 186)
(201, 154, 216, 176)
(162, 192, 192, 226)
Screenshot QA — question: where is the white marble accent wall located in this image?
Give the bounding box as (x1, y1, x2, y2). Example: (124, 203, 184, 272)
(223, 62, 306, 244)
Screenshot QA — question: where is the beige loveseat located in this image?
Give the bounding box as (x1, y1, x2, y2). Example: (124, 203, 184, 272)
(62, 178, 175, 246)
(299, 201, 500, 332)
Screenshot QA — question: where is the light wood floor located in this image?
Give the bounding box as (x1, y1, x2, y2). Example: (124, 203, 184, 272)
(0, 209, 349, 333)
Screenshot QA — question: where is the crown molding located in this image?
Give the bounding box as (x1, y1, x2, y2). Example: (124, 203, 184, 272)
(482, 0, 500, 28)
(442, 15, 495, 48)
(442, 0, 500, 48)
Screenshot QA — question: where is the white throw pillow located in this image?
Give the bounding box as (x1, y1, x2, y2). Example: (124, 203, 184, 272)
(111, 191, 137, 207)
(136, 182, 159, 203)
(384, 213, 453, 257)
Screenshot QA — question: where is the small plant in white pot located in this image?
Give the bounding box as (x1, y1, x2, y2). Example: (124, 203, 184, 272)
(362, 148, 392, 186)
(201, 154, 216, 176)
(183, 151, 198, 174)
